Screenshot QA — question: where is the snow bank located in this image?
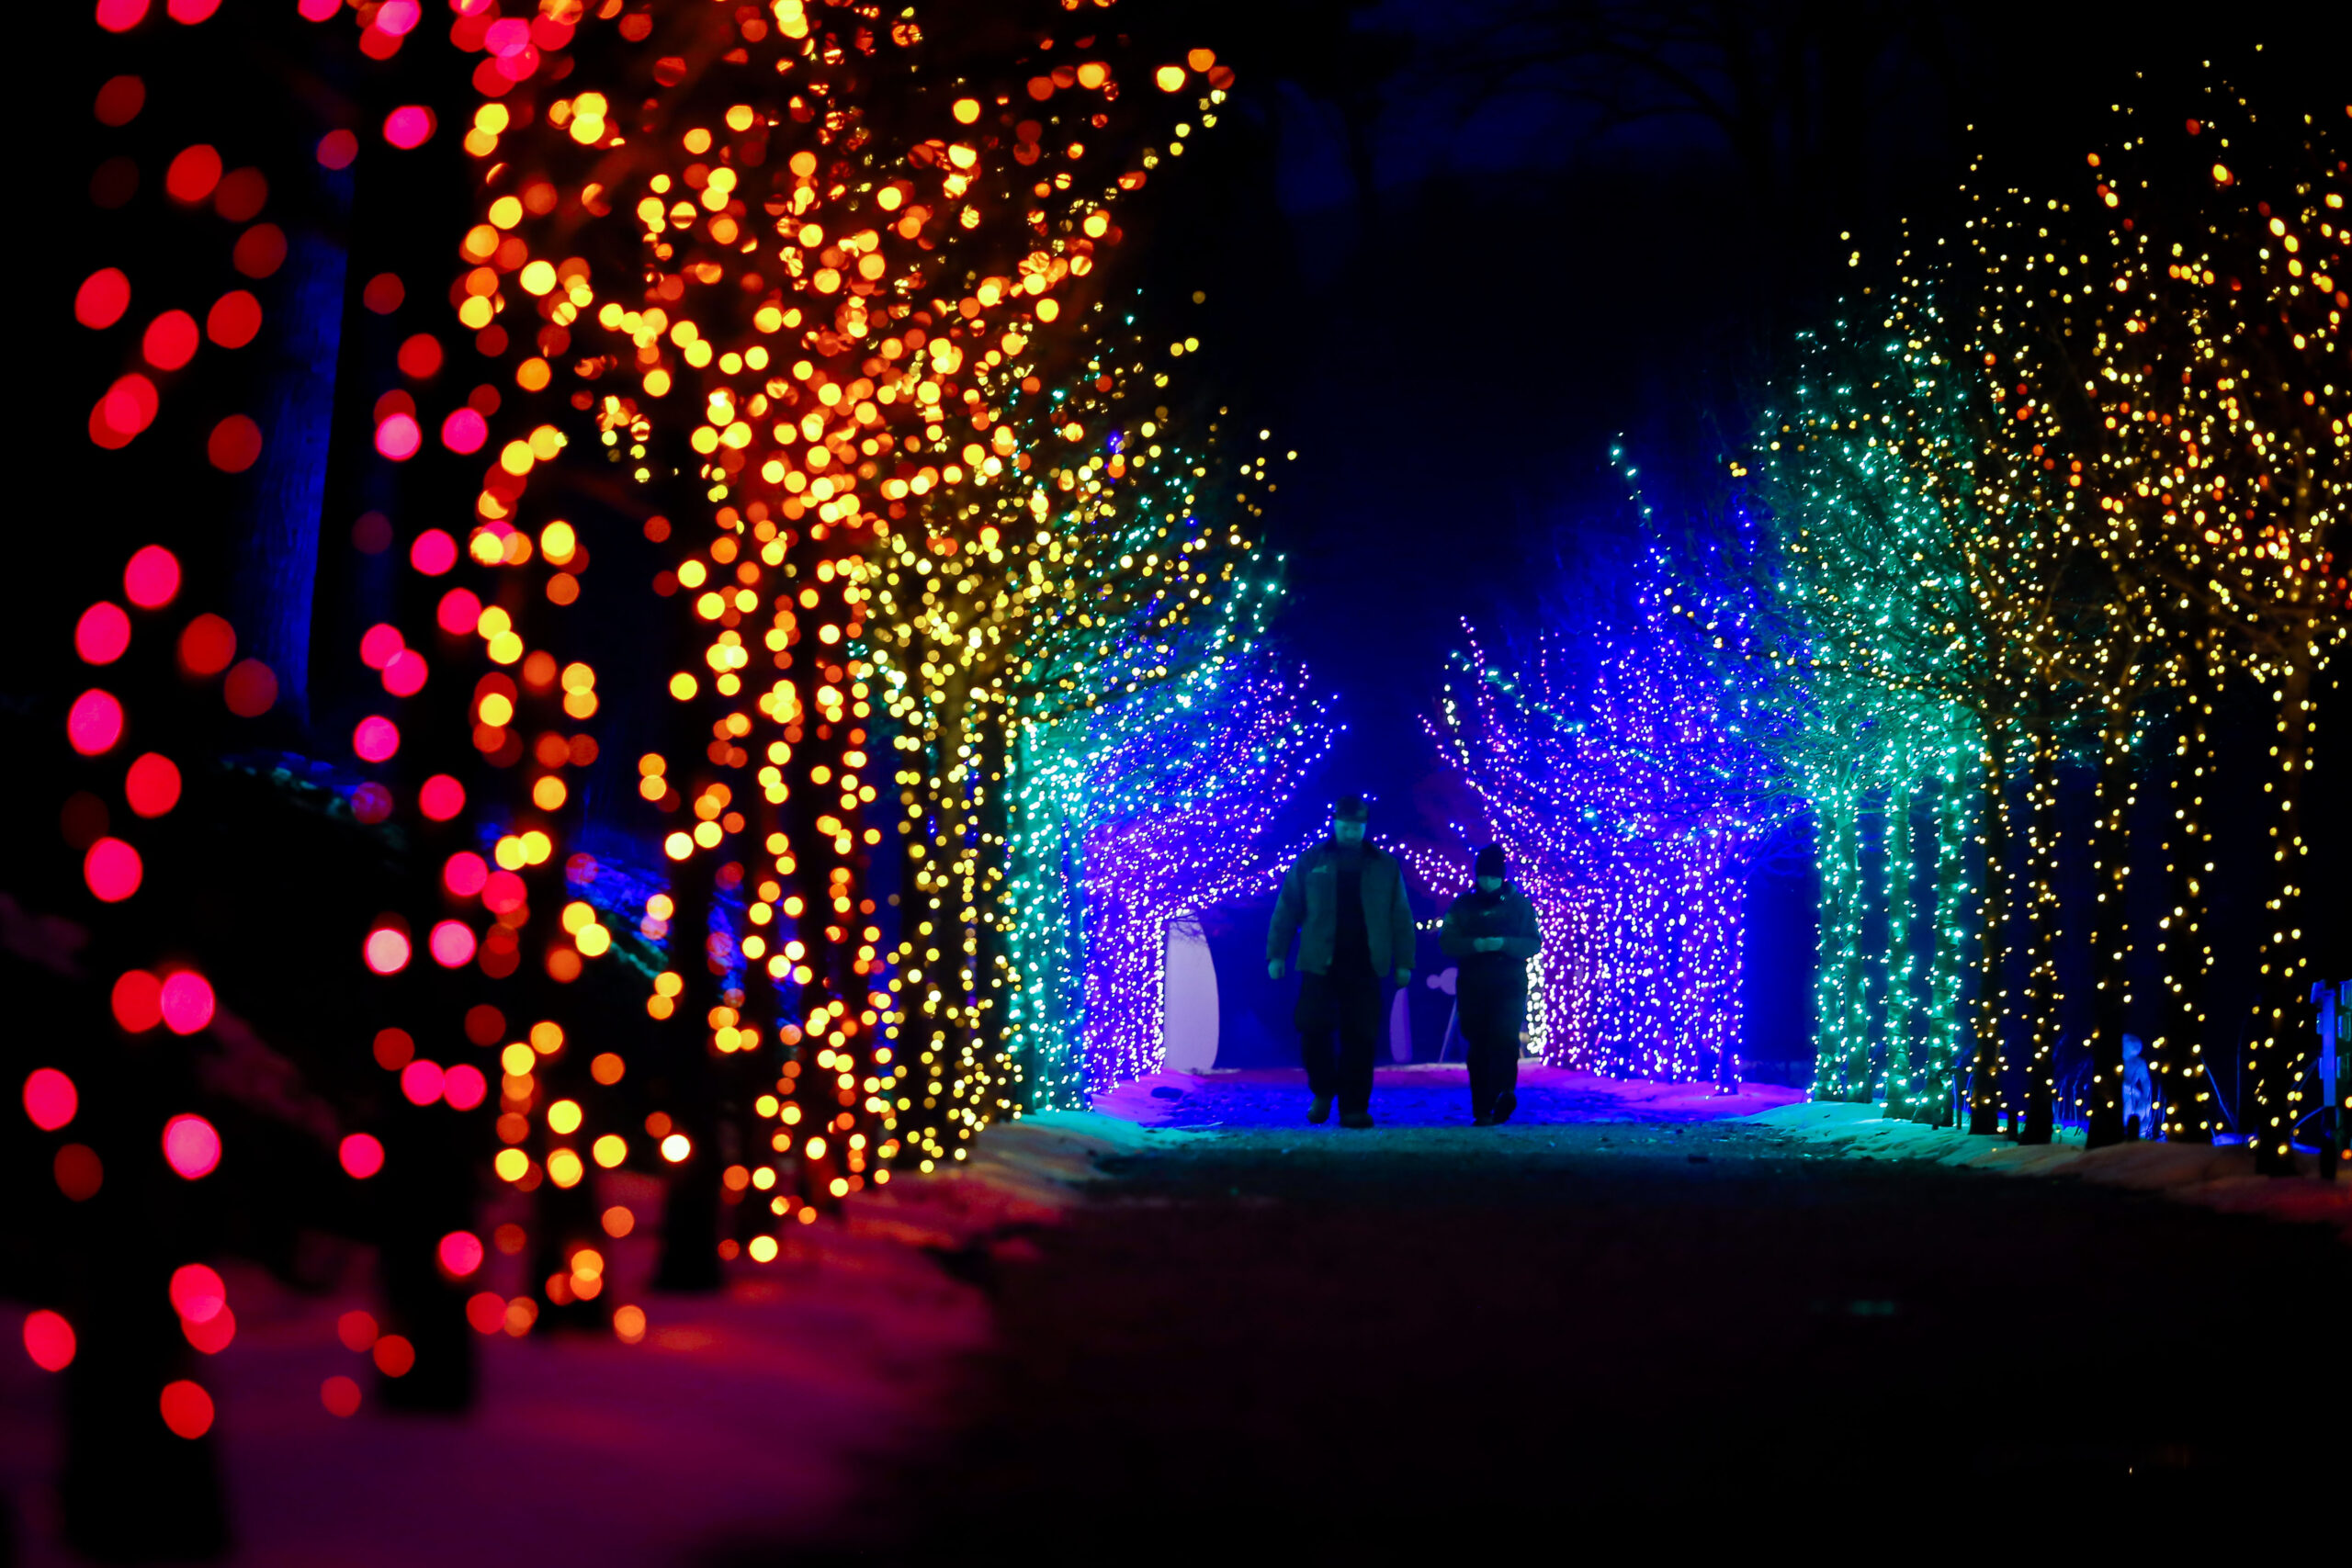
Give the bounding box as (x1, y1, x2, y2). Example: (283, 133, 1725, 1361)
(1744, 1100, 2352, 1239)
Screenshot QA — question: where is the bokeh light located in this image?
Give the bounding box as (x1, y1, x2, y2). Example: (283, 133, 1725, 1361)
(400, 1059, 446, 1105)
(336, 1311, 379, 1352)
(411, 530, 458, 576)
(359, 624, 405, 669)
(441, 1063, 487, 1111)
(418, 773, 466, 820)
(84, 836, 143, 902)
(221, 659, 278, 716)
(74, 268, 132, 329)
(75, 602, 131, 663)
(382, 105, 435, 149)
(90, 373, 158, 447)
(353, 716, 401, 761)
(207, 415, 264, 473)
(177, 615, 237, 676)
(351, 782, 394, 824)
(437, 1231, 484, 1276)
(93, 76, 143, 127)
(158, 970, 215, 1034)
(141, 310, 199, 371)
(22, 1312, 75, 1373)
(375, 412, 423, 460)
(168, 1263, 226, 1324)
(441, 407, 488, 452)
(161, 1114, 221, 1179)
(122, 545, 180, 607)
(206, 290, 262, 348)
(95, 0, 149, 35)
(338, 1133, 385, 1179)
(111, 969, 164, 1032)
(54, 1145, 103, 1201)
(320, 1376, 361, 1417)
(124, 752, 183, 817)
(158, 1381, 214, 1438)
(22, 1069, 78, 1131)
(428, 919, 478, 968)
(66, 690, 124, 755)
(183, 1307, 235, 1355)
(164, 144, 222, 204)
(363, 923, 412, 975)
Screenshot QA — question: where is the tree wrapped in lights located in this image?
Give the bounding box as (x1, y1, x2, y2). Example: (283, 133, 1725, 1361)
(25, 0, 1259, 1548)
(1746, 85, 2343, 1153)
(19, 3, 662, 1551)
(866, 310, 1283, 1136)
(1430, 546, 1776, 1084)
(1742, 265, 2087, 1129)
(468, 0, 1243, 1196)
(1008, 649, 1332, 1100)
(980, 344, 1301, 1106)
(1997, 90, 2346, 1159)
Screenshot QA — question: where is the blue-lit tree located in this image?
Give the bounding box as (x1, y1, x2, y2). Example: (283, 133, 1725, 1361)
(1004, 579, 1331, 1100)
(1429, 537, 1779, 1084)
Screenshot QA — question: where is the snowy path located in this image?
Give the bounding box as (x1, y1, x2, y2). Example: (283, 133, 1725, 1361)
(778, 1089, 2352, 1553)
(10, 1077, 2340, 1562)
(1092, 1062, 1805, 1130)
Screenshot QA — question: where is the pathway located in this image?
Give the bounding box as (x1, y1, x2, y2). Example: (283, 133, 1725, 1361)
(755, 1068, 2350, 1557)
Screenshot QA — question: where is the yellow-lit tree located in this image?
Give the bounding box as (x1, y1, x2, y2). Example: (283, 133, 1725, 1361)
(443, 1, 1244, 1233)
(2007, 89, 2346, 1159)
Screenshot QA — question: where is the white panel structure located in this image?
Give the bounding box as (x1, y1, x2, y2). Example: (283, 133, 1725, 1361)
(1160, 912, 1221, 1073)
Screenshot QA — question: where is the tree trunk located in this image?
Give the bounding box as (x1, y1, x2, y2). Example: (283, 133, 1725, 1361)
(1880, 785, 1920, 1118)
(2154, 700, 2214, 1143)
(2084, 713, 2135, 1147)
(1916, 769, 1969, 1125)
(2018, 728, 2060, 1145)
(1968, 723, 2014, 1135)
(896, 672, 986, 1168)
(1810, 794, 1870, 1101)
(2248, 659, 2317, 1175)
(653, 862, 724, 1291)
(971, 716, 1021, 1111)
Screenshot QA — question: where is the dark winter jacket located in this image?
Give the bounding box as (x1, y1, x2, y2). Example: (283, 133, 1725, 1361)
(1267, 840, 1418, 979)
(1439, 883, 1542, 1023)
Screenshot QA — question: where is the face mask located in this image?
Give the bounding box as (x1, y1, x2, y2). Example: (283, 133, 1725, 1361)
(1476, 875, 1502, 894)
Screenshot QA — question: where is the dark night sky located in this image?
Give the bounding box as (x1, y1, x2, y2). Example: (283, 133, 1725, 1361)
(1117, 0, 2338, 837)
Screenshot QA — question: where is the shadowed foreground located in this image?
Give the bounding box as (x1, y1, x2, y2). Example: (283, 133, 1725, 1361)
(9, 1076, 2339, 1564)
(762, 1093, 2347, 1558)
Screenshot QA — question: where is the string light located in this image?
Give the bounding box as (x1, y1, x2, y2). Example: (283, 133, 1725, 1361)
(1995, 87, 2346, 1159)
(456, 0, 1245, 1192)
(1735, 78, 2343, 1150)
(1428, 538, 1773, 1083)
(1009, 654, 1331, 1099)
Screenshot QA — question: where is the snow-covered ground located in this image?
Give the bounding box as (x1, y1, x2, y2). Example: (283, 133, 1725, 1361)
(0, 1119, 1138, 1568)
(1091, 1063, 1806, 1130)
(12, 1075, 2335, 1564)
(1743, 1099, 2352, 1239)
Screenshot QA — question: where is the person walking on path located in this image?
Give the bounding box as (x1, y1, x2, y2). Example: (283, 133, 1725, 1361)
(1440, 844, 1542, 1125)
(1267, 795, 1417, 1128)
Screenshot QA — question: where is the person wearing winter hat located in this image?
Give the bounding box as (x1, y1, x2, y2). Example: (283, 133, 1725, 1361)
(1266, 794, 1417, 1128)
(1440, 844, 1542, 1124)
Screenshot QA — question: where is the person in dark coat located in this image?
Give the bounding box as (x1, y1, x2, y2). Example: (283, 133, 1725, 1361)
(1266, 795, 1417, 1128)
(1440, 844, 1542, 1124)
